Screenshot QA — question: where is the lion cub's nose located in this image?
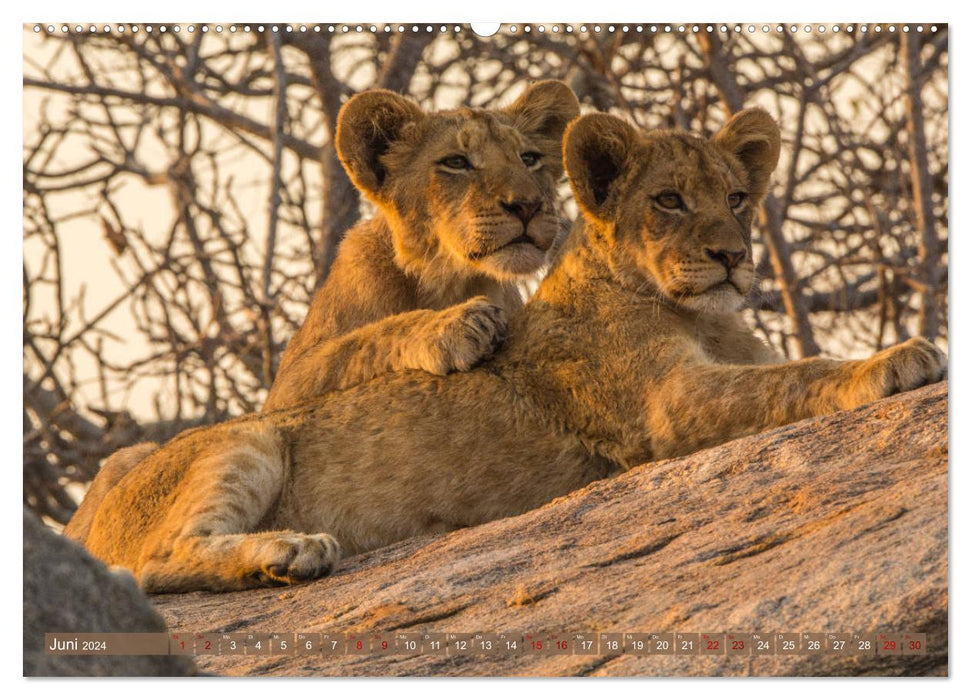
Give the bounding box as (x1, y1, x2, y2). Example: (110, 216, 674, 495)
(501, 199, 542, 225)
(705, 248, 746, 271)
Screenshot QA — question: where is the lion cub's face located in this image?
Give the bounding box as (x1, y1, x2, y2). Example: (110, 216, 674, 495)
(336, 82, 580, 282)
(565, 110, 782, 314)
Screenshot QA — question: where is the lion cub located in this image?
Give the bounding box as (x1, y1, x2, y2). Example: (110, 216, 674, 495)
(64, 81, 579, 544)
(73, 108, 945, 592)
(263, 80, 580, 410)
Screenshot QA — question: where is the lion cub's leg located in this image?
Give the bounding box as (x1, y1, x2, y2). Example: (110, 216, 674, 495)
(652, 337, 946, 458)
(137, 428, 341, 593)
(63, 442, 160, 544)
(264, 296, 506, 410)
(404, 296, 508, 374)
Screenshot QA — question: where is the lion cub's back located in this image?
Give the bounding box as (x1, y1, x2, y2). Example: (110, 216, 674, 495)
(278, 368, 609, 552)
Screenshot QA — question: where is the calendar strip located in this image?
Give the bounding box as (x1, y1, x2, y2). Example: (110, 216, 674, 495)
(44, 631, 926, 657)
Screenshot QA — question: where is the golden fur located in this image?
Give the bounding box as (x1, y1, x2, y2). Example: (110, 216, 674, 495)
(72, 108, 945, 593)
(62, 443, 158, 543)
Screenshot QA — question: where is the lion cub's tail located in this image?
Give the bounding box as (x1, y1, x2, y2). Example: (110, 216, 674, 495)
(62, 442, 159, 545)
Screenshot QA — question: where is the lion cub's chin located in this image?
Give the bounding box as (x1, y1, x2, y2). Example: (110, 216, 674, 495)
(674, 283, 748, 314)
(473, 242, 550, 280)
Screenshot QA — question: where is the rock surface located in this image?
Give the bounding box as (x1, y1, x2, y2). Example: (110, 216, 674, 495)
(152, 382, 948, 677)
(23, 509, 196, 676)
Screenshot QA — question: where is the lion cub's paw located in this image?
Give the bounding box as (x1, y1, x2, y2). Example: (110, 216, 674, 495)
(848, 337, 946, 407)
(246, 532, 342, 587)
(427, 297, 508, 374)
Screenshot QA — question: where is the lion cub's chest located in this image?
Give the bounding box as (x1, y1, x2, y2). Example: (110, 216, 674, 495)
(691, 314, 770, 366)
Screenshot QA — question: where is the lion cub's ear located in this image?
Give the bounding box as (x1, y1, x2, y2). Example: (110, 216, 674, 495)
(564, 113, 639, 222)
(711, 108, 782, 202)
(505, 80, 581, 176)
(336, 90, 424, 198)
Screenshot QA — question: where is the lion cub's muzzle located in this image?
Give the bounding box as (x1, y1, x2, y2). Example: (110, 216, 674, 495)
(704, 247, 753, 294)
(681, 259, 754, 310)
(667, 249, 755, 310)
(705, 247, 745, 271)
(696, 264, 753, 295)
(501, 198, 542, 227)
(468, 203, 556, 260)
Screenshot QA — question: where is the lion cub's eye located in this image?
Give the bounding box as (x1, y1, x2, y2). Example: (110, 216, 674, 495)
(654, 192, 685, 211)
(520, 151, 542, 168)
(727, 191, 747, 209)
(439, 155, 474, 171)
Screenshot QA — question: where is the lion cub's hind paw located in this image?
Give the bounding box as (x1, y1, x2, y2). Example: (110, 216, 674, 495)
(434, 297, 508, 373)
(249, 532, 342, 587)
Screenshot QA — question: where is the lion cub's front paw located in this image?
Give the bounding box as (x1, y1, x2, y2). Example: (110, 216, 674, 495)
(426, 297, 508, 374)
(846, 337, 946, 408)
(246, 532, 342, 588)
